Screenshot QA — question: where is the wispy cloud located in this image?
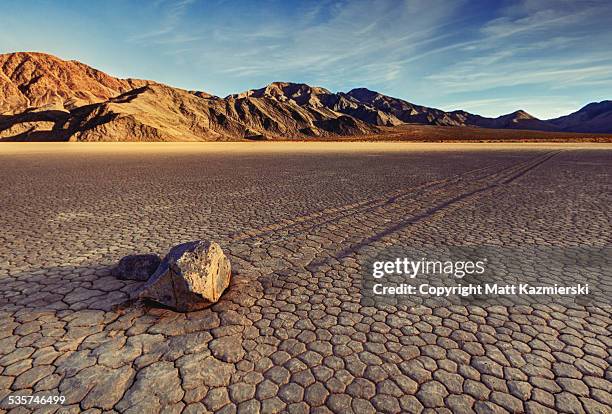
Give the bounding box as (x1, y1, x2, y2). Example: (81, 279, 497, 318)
(425, 1, 612, 94)
(129, 0, 199, 44)
(428, 58, 612, 92)
(179, 0, 467, 91)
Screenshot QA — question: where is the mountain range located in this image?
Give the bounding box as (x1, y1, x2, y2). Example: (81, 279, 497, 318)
(1, 52, 611, 142)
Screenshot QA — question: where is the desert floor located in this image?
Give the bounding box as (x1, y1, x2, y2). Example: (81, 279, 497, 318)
(0, 142, 610, 414)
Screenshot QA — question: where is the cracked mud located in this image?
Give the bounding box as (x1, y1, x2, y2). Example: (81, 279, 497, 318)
(0, 143, 610, 414)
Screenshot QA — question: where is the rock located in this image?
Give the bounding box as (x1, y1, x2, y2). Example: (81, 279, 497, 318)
(137, 240, 231, 312)
(112, 254, 161, 281)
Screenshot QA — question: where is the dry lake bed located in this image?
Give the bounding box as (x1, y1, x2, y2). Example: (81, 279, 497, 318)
(0, 142, 610, 413)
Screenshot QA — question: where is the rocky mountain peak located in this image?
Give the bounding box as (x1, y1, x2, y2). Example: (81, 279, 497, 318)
(0, 51, 150, 114)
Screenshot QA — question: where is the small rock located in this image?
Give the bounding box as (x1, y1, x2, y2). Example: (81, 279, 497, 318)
(112, 254, 161, 281)
(137, 240, 231, 312)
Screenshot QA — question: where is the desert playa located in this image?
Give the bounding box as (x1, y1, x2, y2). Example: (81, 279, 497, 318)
(1, 142, 610, 413)
(3, 141, 612, 154)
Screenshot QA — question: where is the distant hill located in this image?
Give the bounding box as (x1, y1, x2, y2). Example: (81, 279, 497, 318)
(345, 88, 557, 130)
(548, 101, 612, 133)
(0, 52, 610, 141)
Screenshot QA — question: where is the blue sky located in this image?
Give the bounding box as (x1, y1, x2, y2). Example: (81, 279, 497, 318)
(1, 0, 611, 118)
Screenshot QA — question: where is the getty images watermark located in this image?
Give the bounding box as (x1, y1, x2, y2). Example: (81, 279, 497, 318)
(372, 257, 589, 296)
(360, 246, 610, 307)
